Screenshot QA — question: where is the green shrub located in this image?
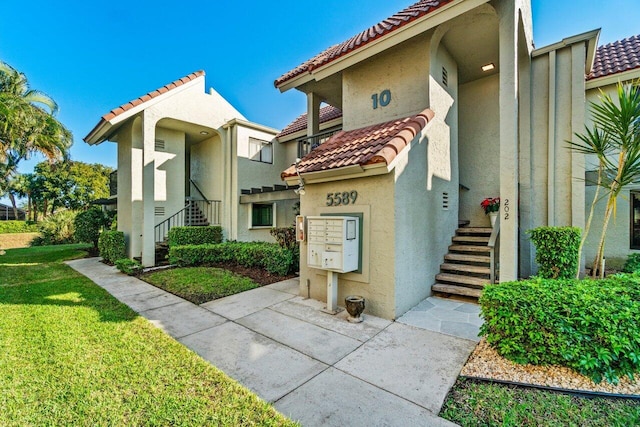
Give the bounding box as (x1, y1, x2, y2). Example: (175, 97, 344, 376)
(168, 226, 223, 247)
(527, 226, 581, 279)
(169, 241, 297, 275)
(115, 258, 143, 276)
(99, 231, 126, 264)
(0, 220, 38, 234)
(622, 253, 640, 273)
(270, 226, 297, 249)
(74, 207, 112, 248)
(30, 211, 77, 246)
(480, 275, 640, 384)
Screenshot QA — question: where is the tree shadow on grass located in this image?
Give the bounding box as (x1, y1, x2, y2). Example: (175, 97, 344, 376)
(0, 269, 137, 323)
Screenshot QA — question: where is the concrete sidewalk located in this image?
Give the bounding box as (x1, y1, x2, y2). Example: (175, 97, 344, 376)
(68, 258, 478, 426)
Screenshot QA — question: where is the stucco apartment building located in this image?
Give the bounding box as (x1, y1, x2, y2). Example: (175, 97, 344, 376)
(85, 0, 640, 320)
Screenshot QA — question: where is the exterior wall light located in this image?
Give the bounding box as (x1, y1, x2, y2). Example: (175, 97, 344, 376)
(482, 63, 495, 72)
(294, 158, 306, 196)
(200, 130, 209, 135)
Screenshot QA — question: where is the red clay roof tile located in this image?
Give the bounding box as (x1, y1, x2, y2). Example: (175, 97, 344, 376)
(84, 70, 205, 143)
(277, 105, 343, 139)
(589, 34, 640, 80)
(100, 70, 204, 122)
(281, 108, 434, 179)
(274, 0, 454, 87)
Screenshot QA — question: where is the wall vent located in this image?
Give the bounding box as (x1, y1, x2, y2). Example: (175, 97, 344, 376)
(442, 192, 449, 210)
(442, 67, 448, 87)
(154, 206, 165, 216)
(155, 139, 166, 151)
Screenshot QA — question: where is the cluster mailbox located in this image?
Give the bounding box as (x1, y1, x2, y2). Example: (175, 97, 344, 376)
(307, 216, 359, 273)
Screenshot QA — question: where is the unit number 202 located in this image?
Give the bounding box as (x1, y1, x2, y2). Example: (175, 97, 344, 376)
(326, 191, 358, 206)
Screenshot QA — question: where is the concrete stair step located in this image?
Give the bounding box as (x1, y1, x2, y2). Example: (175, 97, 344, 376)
(445, 253, 491, 264)
(455, 227, 492, 235)
(452, 236, 490, 244)
(435, 273, 489, 288)
(432, 283, 482, 298)
(449, 244, 492, 253)
(440, 263, 491, 275)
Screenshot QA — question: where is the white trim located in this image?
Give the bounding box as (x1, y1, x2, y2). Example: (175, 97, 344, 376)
(586, 68, 640, 90)
(248, 202, 277, 229)
(277, 0, 489, 91)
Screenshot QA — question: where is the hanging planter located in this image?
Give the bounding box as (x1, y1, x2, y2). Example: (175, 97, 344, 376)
(481, 197, 500, 228)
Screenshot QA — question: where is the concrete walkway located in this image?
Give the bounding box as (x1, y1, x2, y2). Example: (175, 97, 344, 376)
(67, 258, 479, 427)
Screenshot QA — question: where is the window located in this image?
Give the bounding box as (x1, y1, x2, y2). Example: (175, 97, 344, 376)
(251, 203, 276, 228)
(631, 191, 640, 249)
(249, 138, 273, 163)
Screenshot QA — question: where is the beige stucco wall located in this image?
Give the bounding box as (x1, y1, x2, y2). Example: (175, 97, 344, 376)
(299, 173, 396, 319)
(235, 125, 297, 242)
(458, 74, 500, 226)
(115, 120, 141, 258)
(525, 43, 587, 275)
(154, 127, 185, 222)
(342, 32, 432, 131)
(190, 134, 223, 201)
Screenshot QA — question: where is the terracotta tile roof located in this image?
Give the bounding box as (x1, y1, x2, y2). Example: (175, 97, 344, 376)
(277, 105, 343, 139)
(281, 108, 434, 179)
(274, 0, 454, 87)
(84, 71, 204, 143)
(588, 34, 640, 80)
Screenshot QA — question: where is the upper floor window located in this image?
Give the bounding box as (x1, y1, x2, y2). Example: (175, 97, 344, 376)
(249, 138, 273, 164)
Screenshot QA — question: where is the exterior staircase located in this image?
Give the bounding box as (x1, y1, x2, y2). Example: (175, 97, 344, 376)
(432, 227, 494, 300)
(184, 202, 210, 226)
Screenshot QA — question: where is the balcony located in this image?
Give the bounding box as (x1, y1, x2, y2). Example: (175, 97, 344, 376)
(297, 128, 341, 158)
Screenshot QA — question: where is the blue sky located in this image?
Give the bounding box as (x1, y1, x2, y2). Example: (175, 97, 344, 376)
(1, 0, 639, 181)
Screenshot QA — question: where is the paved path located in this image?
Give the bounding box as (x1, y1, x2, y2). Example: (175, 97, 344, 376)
(68, 258, 479, 426)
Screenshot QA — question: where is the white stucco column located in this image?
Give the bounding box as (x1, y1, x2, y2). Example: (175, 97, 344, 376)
(307, 92, 321, 137)
(497, 0, 519, 281)
(141, 110, 158, 267)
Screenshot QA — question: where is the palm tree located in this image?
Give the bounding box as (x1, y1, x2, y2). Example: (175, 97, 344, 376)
(577, 83, 640, 278)
(0, 61, 72, 216)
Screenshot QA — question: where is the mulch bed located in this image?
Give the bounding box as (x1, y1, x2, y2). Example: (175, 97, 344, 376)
(205, 262, 297, 286)
(462, 339, 640, 397)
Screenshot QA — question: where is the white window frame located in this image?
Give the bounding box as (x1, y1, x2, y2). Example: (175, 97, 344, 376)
(249, 137, 273, 164)
(249, 202, 277, 229)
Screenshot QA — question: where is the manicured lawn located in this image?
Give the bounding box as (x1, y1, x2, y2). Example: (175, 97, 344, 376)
(440, 378, 640, 426)
(143, 267, 260, 304)
(0, 245, 296, 426)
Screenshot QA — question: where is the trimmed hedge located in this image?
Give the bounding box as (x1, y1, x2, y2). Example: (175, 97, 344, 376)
(527, 226, 580, 279)
(0, 221, 38, 234)
(170, 241, 296, 276)
(480, 275, 640, 384)
(622, 253, 640, 273)
(98, 231, 126, 264)
(168, 226, 223, 247)
(115, 258, 143, 276)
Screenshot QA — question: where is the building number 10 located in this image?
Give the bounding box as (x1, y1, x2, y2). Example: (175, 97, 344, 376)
(372, 89, 391, 109)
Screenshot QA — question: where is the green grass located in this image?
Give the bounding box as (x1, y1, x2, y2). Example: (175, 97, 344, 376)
(0, 245, 296, 426)
(440, 378, 640, 427)
(143, 267, 260, 304)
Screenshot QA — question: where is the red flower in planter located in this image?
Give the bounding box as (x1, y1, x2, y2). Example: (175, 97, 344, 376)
(481, 197, 500, 215)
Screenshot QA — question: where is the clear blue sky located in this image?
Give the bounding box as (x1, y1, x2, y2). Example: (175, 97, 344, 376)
(1, 0, 638, 180)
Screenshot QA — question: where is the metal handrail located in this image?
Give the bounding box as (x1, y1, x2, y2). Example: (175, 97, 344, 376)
(154, 198, 221, 243)
(189, 179, 210, 204)
(297, 128, 341, 158)
(488, 217, 500, 284)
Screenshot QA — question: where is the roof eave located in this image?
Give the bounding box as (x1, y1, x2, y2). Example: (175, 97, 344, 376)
(586, 67, 640, 90)
(275, 0, 488, 91)
(83, 75, 205, 145)
(532, 29, 601, 74)
(283, 163, 388, 185)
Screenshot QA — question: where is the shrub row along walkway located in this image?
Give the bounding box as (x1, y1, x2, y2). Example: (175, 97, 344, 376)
(68, 258, 477, 426)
